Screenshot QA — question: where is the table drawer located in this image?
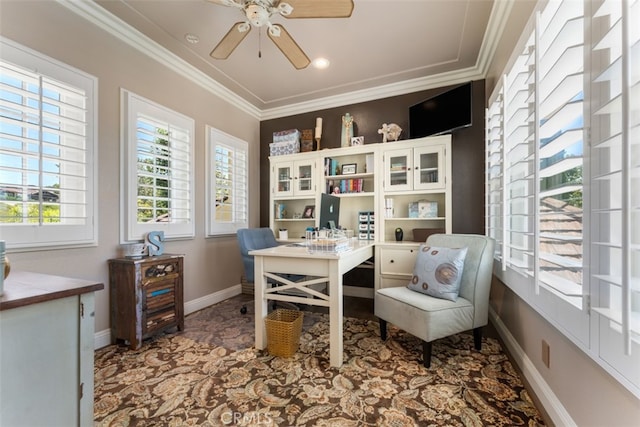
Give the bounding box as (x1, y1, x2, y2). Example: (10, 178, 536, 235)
(379, 247, 418, 276)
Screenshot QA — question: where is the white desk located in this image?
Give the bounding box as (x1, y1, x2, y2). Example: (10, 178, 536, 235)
(250, 241, 375, 367)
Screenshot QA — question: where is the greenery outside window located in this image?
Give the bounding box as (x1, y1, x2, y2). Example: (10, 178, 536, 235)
(121, 90, 194, 241)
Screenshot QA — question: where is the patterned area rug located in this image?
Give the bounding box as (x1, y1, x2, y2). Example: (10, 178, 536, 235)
(94, 296, 544, 426)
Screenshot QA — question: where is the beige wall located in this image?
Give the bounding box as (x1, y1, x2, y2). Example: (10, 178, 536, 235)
(485, 2, 640, 425)
(0, 1, 259, 333)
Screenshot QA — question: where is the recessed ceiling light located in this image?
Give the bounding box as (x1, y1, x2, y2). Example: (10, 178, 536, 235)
(312, 57, 330, 69)
(185, 33, 200, 44)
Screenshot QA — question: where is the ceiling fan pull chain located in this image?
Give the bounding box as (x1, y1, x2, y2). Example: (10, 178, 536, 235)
(258, 28, 262, 58)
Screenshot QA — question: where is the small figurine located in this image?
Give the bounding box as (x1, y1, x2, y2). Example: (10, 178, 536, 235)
(378, 123, 402, 142)
(341, 113, 354, 148)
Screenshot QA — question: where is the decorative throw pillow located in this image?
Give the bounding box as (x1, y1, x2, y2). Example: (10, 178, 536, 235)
(407, 244, 468, 301)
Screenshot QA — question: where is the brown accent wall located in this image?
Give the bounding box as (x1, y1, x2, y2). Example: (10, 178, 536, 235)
(260, 80, 486, 234)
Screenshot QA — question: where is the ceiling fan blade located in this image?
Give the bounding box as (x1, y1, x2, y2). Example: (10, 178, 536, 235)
(279, 0, 354, 19)
(210, 22, 251, 60)
(267, 24, 310, 70)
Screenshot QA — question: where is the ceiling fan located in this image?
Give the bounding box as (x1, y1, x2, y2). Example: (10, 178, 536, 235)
(207, 0, 354, 69)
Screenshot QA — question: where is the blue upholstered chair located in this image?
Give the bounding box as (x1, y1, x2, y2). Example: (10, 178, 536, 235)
(237, 227, 279, 285)
(237, 228, 325, 306)
(375, 233, 496, 368)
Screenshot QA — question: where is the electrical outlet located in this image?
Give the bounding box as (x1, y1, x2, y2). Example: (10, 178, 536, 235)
(542, 340, 550, 368)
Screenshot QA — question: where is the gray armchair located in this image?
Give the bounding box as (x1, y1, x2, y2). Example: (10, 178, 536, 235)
(374, 233, 496, 367)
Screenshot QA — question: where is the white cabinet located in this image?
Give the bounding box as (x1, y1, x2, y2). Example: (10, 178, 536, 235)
(272, 157, 317, 198)
(0, 271, 103, 427)
(375, 243, 420, 290)
(268, 135, 451, 244)
(383, 140, 446, 192)
(379, 136, 451, 242)
(270, 154, 318, 240)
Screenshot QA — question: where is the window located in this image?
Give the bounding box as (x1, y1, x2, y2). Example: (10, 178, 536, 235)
(589, 0, 640, 393)
(486, 0, 640, 397)
(0, 38, 97, 250)
(206, 126, 248, 236)
(121, 90, 194, 241)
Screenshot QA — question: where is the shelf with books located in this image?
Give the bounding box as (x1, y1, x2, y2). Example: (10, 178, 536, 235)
(324, 173, 374, 195)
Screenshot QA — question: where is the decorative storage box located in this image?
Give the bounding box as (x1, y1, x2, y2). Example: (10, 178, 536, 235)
(301, 129, 314, 152)
(409, 200, 438, 218)
(270, 129, 302, 156)
(273, 129, 301, 143)
(419, 200, 438, 218)
(269, 140, 300, 156)
(408, 202, 419, 218)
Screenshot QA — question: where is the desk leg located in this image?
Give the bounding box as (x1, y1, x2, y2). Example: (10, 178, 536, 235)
(254, 256, 268, 350)
(329, 260, 343, 368)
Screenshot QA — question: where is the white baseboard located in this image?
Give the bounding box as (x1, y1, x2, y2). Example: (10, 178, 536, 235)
(94, 284, 242, 349)
(184, 284, 242, 315)
(489, 307, 576, 427)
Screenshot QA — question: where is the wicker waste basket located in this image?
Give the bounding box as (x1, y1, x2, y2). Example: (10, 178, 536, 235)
(265, 309, 303, 357)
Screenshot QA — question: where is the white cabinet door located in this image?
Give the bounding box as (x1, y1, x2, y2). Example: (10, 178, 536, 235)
(384, 145, 446, 192)
(413, 144, 445, 190)
(272, 158, 316, 197)
(383, 148, 412, 192)
(0, 296, 80, 426)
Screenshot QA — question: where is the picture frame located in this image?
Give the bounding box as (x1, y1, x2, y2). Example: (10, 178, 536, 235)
(303, 205, 315, 218)
(341, 163, 357, 175)
(351, 136, 364, 146)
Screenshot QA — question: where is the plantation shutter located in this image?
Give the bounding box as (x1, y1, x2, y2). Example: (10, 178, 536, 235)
(503, 33, 536, 277)
(123, 90, 194, 241)
(486, 86, 505, 268)
(135, 115, 191, 225)
(0, 47, 96, 249)
(536, 0, 585, 299)
(589, 0, 640, 386)
(207, 127, 248, 236)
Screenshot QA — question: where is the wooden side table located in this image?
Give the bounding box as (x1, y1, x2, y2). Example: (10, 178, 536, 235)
(108, 254, 184, 349)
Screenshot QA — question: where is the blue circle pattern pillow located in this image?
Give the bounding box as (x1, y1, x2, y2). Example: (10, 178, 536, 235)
(407, 244, 468, 301)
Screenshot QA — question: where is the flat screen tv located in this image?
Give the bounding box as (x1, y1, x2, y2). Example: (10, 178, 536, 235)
(409, 82, 472, 138)
(319, 193, 341, 230)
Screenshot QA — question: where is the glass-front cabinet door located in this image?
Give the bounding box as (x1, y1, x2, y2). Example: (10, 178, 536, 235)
(413, 145, 445, 190)
(273, 163, 294, 197)
(384, 148, 412, 191)
(294, 160, 315, 196)
(384, 145, 445, 191)
(272, 158, 316, 197)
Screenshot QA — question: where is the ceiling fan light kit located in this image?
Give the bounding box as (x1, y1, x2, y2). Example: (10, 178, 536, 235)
(208, 0, 354, 69)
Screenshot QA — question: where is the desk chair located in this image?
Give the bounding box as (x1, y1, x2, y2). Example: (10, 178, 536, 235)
(375, 233, 495, 367)
(237, 228, 325, 312)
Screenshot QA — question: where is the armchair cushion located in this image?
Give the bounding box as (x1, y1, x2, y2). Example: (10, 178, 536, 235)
(407, 244, 468, 301)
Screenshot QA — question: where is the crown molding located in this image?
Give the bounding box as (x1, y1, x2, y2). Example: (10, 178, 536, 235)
(475, 0, 514, 78)
(259, 66, 484, 120)
(56, 0, 510, 122)
(56, 0, 261, 120)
